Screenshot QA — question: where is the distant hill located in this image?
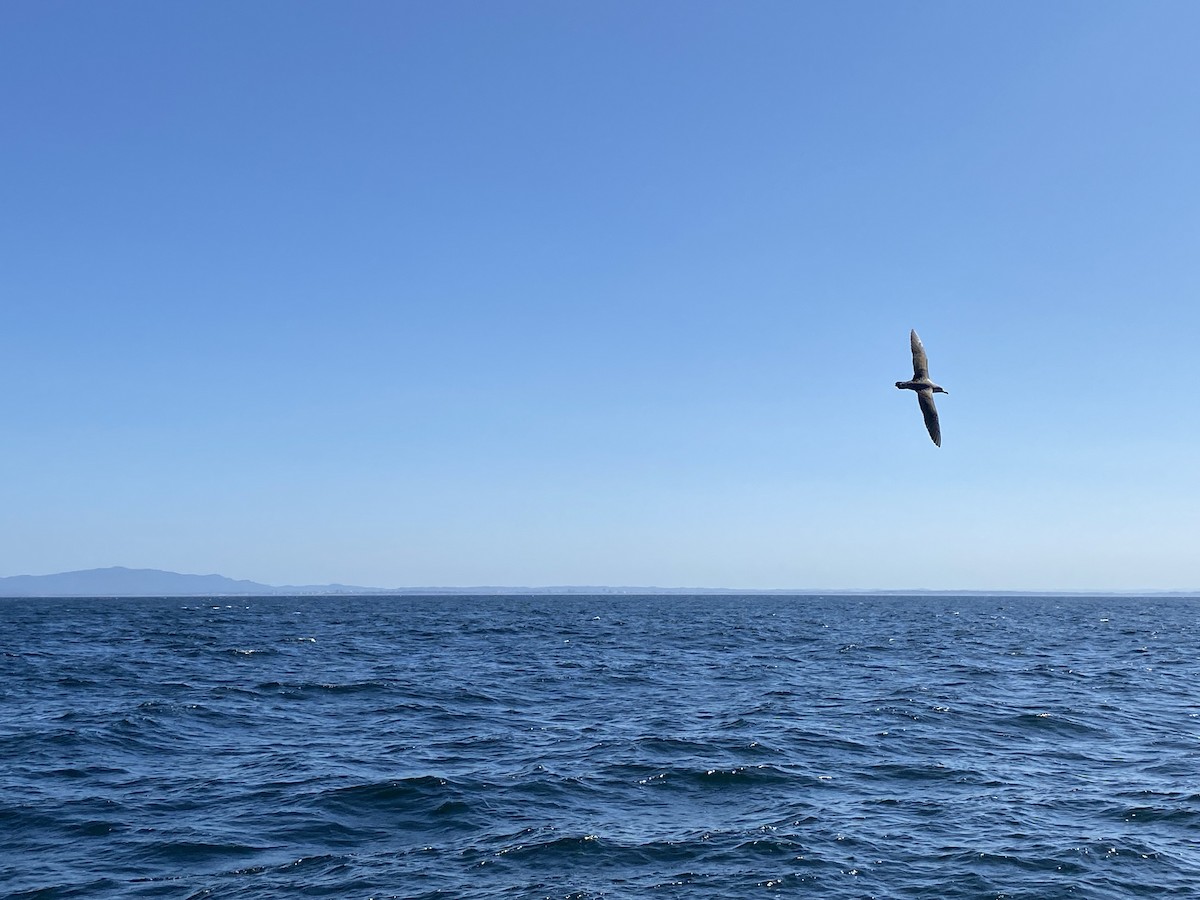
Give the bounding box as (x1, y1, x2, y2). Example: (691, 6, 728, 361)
(0, 569, 732, 597)
(0, 567, 379, 597)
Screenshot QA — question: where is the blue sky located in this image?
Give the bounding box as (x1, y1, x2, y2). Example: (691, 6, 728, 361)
(3, 1, 1199, 590)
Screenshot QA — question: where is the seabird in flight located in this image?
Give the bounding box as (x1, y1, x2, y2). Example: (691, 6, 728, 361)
(895, 329, 948, 446)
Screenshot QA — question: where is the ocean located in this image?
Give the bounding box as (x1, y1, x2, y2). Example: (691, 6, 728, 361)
(2, 594, 1198, 899)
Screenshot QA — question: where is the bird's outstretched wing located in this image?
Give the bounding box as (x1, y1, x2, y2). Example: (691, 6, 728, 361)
(910, 329, 930, 380)
(917, 389, 941, 447)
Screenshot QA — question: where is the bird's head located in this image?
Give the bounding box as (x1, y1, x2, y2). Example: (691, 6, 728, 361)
(932, 385, 948, 394)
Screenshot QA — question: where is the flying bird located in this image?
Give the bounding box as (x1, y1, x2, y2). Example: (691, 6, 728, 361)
(895, 329, 948, 446)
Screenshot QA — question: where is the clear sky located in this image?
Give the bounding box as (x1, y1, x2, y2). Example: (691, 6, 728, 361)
(3, 2, 1199, 591)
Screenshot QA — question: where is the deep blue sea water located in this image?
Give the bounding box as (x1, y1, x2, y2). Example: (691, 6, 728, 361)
(3, 594, 1200, 899)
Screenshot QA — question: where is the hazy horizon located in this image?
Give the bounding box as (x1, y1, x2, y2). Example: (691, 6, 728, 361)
(2, 566, 1198, 597)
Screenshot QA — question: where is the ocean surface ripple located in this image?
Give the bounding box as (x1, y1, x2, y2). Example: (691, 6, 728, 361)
(3, 594, 1199, 898)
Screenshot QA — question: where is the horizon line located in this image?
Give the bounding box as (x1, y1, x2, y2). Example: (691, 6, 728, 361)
(1, 567, 1198, 597)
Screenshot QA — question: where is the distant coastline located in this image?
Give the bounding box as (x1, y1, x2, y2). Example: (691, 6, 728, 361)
(0, 567, 1197, 598)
